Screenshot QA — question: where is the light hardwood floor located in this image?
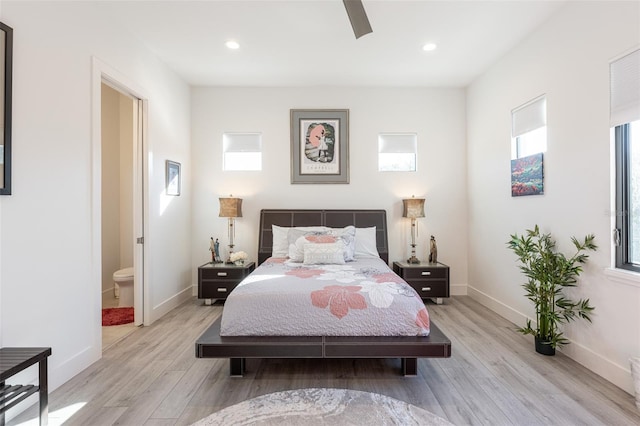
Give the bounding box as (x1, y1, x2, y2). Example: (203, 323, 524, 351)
(102, 292, 138, 350)
(10, 296, 640, 425)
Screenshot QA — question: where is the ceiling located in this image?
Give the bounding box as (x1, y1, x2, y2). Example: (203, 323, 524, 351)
(98, 0, 566, 88)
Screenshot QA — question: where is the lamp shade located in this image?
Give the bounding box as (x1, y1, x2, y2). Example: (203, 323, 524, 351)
(402, 197, 425, 219)
(219, 197, 243, 218)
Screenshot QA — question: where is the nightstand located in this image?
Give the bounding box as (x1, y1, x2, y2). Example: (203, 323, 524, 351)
(198, 262, 255, 305)
(392, 261, 450, 304)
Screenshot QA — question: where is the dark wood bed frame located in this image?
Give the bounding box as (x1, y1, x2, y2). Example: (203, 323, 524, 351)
(195, 209, 451, 376)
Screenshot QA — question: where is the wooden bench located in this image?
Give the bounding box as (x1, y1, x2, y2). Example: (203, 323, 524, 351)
(0, 347, 52, 426)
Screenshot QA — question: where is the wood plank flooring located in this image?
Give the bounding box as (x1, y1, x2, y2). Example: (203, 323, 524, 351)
(9, 296, 640, 425)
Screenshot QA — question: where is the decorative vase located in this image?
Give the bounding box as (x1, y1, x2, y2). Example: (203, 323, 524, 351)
(234, 260, 244, 266)
(535, 336, 555, 356)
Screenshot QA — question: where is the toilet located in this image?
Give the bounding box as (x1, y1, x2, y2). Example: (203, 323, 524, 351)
(113, 267, 134, 307)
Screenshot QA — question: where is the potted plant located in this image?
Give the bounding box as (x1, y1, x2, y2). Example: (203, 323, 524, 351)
(507, 225, 597, 355)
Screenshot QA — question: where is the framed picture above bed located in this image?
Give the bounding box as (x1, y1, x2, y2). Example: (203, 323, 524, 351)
(290, 109, 349, 184)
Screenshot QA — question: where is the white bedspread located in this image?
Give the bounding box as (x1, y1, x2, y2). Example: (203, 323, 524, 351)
(220, 257, 430, 337)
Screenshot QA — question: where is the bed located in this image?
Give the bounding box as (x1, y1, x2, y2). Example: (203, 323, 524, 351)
(195, 209, 451, 376)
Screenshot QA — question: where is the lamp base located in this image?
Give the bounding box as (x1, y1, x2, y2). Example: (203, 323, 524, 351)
(407, 256, 421, 264)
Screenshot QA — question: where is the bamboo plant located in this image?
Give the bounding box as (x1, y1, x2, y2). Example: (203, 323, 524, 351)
(507, 225, 597, 350)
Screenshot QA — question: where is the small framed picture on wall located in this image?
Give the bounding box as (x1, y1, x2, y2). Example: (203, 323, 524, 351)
(166, 160, 181, 196)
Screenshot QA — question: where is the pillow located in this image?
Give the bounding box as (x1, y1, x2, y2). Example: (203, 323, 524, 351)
(355, 227, 380, 258)
(287, 229, 334, 262)
(303, 242, 346, 265)
(328, 226, 356, 261)
(271, 225, 328, 257)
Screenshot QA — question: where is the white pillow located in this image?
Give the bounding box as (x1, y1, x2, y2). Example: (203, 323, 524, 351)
(288, 230, 335, 262)
(303, 242, 346, 265)
(328, 226, 356, 261)
(355, 227, 380, 258)
(271, 225, 328, 257)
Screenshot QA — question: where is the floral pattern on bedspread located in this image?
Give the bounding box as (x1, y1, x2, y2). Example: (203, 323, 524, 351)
(220, 257, 430, 337)
(311, 285, 367, 319)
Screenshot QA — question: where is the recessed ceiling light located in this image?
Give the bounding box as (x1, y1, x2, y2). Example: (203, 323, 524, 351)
(226, 40, 240, 50)
(422, 43, 437, 52)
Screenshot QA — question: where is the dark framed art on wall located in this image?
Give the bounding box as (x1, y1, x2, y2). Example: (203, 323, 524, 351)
(290, 109, 349, 184)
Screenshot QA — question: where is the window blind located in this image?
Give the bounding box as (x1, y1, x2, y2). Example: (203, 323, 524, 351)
(511, 96, 546, 138)
(378, 134, 417, 153)
(223, 133, 262, 152)
(610, 48, 640, 127)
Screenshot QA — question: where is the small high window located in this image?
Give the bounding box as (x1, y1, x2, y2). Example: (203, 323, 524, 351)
(511, 96, 547, 159)
(378, 133, 417, 172)
(223, 133, 262, 171)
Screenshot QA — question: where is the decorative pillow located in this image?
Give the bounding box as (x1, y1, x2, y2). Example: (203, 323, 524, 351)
(327, 226, 356, 261)
(272, 225, 328, 257)
(355, 227, 380, 258)
(303, 242, 346, 265)
(287, 229, 334, 262)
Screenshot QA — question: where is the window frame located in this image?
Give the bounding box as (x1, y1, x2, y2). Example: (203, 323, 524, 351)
(222, 132, 262, 171)
(377, 133, 418, 172)
(614, 123, 640, 272)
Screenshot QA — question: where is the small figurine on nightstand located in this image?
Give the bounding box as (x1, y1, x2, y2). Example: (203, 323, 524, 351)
(210, 237, 223, 263)
(429, 235, 438, 264)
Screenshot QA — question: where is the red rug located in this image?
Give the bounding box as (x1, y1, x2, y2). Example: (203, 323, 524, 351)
(102, 307, 134, 326)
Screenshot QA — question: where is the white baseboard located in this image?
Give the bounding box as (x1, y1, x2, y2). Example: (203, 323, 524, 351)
(451, 283, 467, 296)
(149, 286, 193, 324)
(467, 285, 635, 395)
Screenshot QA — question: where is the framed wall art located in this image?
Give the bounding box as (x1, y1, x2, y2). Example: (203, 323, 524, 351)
(166, 160, 181, 196)
(290, 109, 349, 184)
(511, 152, 544, 196)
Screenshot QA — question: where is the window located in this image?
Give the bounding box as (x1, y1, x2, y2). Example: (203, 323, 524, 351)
(612, 49, 640, 272)
(378, 133, 417, 172)
(223, 133, 262, 171)
(511, 96, 547, 159)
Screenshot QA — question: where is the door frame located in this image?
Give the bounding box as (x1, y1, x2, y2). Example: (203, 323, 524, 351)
(91, 57, 149, 332)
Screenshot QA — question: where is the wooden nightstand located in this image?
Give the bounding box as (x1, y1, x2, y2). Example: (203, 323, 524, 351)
(198, 262, 255, 305)
(393, 261, 450, 304)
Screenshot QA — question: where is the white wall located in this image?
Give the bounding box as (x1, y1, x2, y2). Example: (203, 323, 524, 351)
(0, 1, 192, 418)
(191, 87, 468, 294)
(467, 1, 640, 393)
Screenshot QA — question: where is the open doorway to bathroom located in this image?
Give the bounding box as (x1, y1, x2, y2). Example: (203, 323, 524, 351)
(100, 80, 145, 349)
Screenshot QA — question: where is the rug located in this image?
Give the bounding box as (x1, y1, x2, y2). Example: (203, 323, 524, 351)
(192, 388, 453, 425)
(102, 307, 134, 326)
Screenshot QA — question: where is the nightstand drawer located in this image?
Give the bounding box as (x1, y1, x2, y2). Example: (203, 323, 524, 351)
(408, 280, 449, 298)
(401, 267, 448, 280)
(199, 280, 239, 299)
(200, 267, 248, 280)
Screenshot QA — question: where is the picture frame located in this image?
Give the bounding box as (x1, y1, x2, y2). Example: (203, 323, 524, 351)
(0, 22, 13, 195)
(511, 152, 544, 197)
(290, 109, 349, 184)
(166, 160, 181, 196)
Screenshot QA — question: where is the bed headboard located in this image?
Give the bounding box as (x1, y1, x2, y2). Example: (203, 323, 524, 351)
(258, 209, 388, 265)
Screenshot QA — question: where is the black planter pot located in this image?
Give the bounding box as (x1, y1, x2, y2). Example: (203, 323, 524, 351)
(535, 337, 555, 356)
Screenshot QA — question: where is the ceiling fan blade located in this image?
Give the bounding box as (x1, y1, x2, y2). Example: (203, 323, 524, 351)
(343, 0, 373, 39)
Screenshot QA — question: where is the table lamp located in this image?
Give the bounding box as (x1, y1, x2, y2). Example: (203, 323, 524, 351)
(402, 196, 425, 264)
(219, 195, 243, 263)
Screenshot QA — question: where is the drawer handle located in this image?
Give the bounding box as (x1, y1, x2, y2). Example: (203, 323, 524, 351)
(422, 287, 432, 292)
(217, 288, 227, 292)
(421, 271, 431, 276)
(217, 272, 228, 277)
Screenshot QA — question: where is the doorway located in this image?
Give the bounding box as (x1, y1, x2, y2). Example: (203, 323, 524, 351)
(99, 78, 146, 348)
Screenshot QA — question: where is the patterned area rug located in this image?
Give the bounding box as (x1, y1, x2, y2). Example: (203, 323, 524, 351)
(102, 307, 134, 326)
(192, 388, 453, 425)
